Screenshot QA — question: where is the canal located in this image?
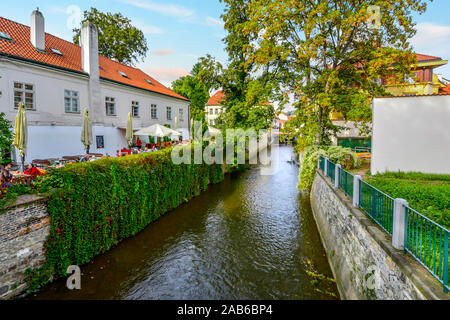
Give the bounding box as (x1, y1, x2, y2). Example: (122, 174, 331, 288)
(30, 145, 339, 300)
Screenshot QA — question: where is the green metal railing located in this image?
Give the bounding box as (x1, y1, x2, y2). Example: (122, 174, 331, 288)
(319, 156, 325, 172)
(405, 207, 449, 292)
(338, 167, 354, 200)
(359, 180, 394, 236)
(317, 157, 449, 292)
(327, 160, 336, 183)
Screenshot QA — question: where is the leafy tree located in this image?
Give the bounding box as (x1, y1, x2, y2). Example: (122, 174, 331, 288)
(171, 75, 209, 121)
(0, 112, 13, 164)
(238, 0, 430, 148)
(73, 7, 148, 66)
(193, 0, 280, 130)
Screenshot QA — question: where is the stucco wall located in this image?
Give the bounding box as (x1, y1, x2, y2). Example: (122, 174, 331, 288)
(371, 95, 450, 174)
(310, 170, 448, 300)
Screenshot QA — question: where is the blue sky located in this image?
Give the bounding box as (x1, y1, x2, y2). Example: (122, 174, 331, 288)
(2, 0, 450, 87)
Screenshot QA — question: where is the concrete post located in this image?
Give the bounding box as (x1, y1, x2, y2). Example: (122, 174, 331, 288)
(353, 175, 361, 207)
(324, 158, 328, 176)
(392, 198, 409, 250)
(335, 164, 341, 188)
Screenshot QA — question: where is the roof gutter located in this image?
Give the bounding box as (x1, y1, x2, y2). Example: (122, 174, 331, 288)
(0, 51, 89, 77)
(100, 77, 190, 103)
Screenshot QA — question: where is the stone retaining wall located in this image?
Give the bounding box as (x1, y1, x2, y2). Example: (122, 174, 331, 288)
(310, 170, 448, 300)
(0, 195, 49, 299)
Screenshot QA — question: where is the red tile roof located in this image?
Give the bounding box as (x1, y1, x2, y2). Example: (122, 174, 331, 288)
(416, 53, 443, 62)
(0, 16, 189, 101)
(206, 90, 225, 106)
(439, 84, 450, 95)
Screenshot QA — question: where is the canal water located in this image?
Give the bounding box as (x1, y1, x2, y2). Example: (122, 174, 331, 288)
(30, 145, 339, 300)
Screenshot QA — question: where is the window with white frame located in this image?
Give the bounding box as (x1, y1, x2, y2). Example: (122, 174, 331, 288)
(179, 108, 183, 121)
(105, 97, 116, 116)
(209, 108, 213, 115)
(14, 82, 35, 110)
(64, 90, 80, 113)
(151, 104, 157, 119)
(215, 108, 219, 114)
(166, 106, 172, 120)
(132, 101, 139, 117)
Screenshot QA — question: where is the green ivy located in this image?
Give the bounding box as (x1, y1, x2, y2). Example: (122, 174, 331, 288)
(25, 146, 226, 293)
(298, 145, 360, 191)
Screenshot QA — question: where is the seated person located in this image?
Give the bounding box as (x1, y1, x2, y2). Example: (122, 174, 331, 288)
(24, 164, 43, 176)
(80, 154, 92, 162)
(0, 163, 15, 187)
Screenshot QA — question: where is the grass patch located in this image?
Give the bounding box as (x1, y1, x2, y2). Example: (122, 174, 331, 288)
(366, 171, 450, 229)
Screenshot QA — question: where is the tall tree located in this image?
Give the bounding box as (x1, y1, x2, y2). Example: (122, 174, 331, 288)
(73, 7, 148, 66)
(239, 0, 430, 147)
(171, 75, 209, 121)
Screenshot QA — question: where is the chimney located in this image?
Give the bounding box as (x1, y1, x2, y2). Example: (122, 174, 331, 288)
(80, 21, 101, 123)
(30, 8, 45, 51)
(81, 21, 100, 76)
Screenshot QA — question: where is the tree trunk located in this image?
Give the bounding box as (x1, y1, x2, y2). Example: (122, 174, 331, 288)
(315, 106, 322, 146)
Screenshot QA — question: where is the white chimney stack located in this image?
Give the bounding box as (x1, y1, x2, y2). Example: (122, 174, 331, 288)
(80, 21, 101, 123)
(30, 8, 45, 51)
(81, 21, 99, 76)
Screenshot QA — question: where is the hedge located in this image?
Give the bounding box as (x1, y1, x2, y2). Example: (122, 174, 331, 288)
(25, 146, 226, 292)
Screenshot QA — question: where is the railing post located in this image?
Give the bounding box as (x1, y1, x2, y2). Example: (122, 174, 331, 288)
(392, 198, 408, 250)
(444, 231, 449, 293)
(335, 164, 341, 188)
(324, 158, 328, 177)
(352, 175, 361, 207)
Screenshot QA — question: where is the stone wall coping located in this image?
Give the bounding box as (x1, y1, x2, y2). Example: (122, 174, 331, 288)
(2, 193, 49, 210)
(315, 169, 449, 300)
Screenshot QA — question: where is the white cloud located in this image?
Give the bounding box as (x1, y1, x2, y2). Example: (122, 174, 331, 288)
(133, 20, 164, 35)
(206, 17, 224, 27)
(152, 48, 174, 56)
(411, 22, 450, 49)
(145, 67, 190, 87)
(121, 0, 195, 19)
(411, 22, 450, 77)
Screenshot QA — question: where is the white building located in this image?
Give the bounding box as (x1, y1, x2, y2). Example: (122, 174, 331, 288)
(205, 90, 225, 126)
(0, 10, 190, 161)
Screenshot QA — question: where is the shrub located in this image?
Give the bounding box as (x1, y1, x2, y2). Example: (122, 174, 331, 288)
(25, 146, 225, 292)
(367, 172, 450, 228)
(298, 145, 360, 191)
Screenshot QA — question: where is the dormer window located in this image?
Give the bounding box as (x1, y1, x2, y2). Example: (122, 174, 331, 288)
(118, 71, 128, 78)
(145, 79, 153, 85)
(50, 48, 62, 55)
(0, 31, 11, 41)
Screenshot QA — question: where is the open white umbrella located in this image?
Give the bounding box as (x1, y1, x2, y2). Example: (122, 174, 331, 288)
(13, 102, 28, 172)
(134, 124, 181, 137)
(125, 112, 133, 147)
(81, 108, 93, 154)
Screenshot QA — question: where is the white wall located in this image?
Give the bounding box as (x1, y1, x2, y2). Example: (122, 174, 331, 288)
(18, 125, 128, 160)
(371, 95, 450, 174)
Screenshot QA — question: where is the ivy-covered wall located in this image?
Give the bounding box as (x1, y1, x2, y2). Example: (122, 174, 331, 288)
(26, 147, 225, 292)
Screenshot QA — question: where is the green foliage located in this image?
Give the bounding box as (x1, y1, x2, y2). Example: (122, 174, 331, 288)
(73, 7, 148, 66)
(171, 75, 209, 121)
(25, 147, 225, 293)
(239, 0, 430, 146)
(0, 112, 13, 164)
(298, 145, 360, 191)
(367, 172, 450, 228)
